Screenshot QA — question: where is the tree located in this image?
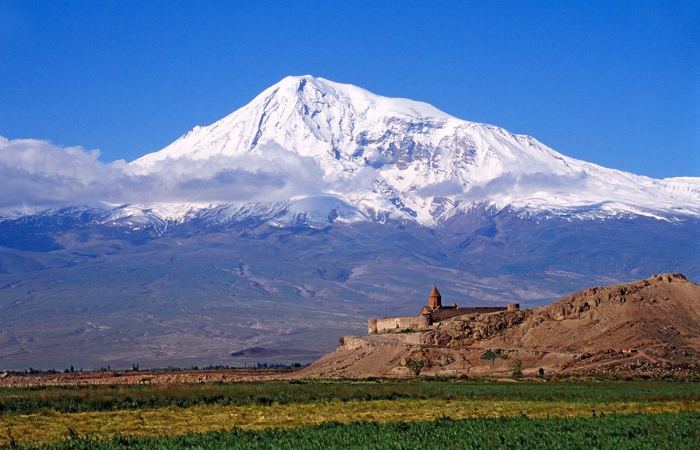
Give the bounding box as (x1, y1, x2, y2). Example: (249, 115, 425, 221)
(481, 349, 508, 366)
(405, 358, 425, 377)
(481, 349, 497, 366)
(510, 358, 523, 378)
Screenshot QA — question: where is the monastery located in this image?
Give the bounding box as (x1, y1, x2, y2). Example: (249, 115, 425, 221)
(368, 286, 519, 334)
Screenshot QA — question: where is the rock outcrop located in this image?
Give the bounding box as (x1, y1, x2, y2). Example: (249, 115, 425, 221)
(298, 274, 700, 378)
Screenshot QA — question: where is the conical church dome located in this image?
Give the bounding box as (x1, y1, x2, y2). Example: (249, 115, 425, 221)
(429, 285, 442, 308)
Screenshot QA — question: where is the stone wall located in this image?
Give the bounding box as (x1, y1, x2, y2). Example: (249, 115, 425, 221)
(340, 336, 371, 350)
(368, 305, 520, 334)
(368, 316, 429, 334)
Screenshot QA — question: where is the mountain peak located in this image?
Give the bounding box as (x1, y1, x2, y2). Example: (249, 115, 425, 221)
(130, 77, 700, 225)
(132, 75, 455, 169)
(262, 74, 453, 120)
(275, 74, 327, 87)
(265, 74, 327, 97)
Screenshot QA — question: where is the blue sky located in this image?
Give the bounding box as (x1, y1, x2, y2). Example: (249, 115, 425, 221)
(1, 0, 698, 178)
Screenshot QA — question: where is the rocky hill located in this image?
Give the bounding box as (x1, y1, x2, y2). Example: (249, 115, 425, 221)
(298, 274, 700, 378)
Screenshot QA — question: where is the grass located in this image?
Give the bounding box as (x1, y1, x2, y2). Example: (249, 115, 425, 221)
(2, 379, 700, 415)
(23, 413, 700, 449)
(2, 398, 700, 447)
(2, 380, 700, 447)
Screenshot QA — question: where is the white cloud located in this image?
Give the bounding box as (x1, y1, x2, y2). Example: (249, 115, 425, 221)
(0, 136, 332, 209)
(460, 171, 589, 202)
(0, 136, 597, 216)
(416, 180, 464, 197)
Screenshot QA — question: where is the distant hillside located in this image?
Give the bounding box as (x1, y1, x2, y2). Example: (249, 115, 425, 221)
(299, 274, 700, 378)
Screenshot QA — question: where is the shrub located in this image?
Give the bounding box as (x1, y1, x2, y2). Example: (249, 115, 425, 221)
(405, 358, 425, 377)
(480, 349, 509, 366)
(510, 359, 523, 378)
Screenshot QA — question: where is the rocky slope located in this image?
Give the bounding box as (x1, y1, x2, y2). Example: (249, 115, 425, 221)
(299, 273, 700, 378)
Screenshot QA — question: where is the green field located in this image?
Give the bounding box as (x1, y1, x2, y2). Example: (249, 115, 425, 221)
(2, 380, 699, 448)
(25, 414, 700, 450)
(3, 380, 699, 414)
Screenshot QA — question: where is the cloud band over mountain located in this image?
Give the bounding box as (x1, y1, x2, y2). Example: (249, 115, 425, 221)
(0, 136, 332, 209)
(2, 133, 698, 224)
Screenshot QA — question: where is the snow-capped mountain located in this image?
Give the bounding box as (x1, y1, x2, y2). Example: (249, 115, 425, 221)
(2, 76, 699, 370)
(127, 75, 699, 226)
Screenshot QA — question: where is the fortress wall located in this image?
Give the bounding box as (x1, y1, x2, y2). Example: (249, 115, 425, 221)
(371, 316, 423, 334)
(368, 304, 520, 334)
(340, 336, 370, 350)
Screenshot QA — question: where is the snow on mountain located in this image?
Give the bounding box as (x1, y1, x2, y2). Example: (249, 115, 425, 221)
(268, 195, 369, 229)
(127, 75, 700, 226)
(17, 75, 688, 226)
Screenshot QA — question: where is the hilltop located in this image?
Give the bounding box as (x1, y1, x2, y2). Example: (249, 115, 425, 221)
(299, 273, 700, 378)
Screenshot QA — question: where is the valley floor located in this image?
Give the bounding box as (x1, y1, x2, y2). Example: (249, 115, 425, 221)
(1, 380, 699, 448)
